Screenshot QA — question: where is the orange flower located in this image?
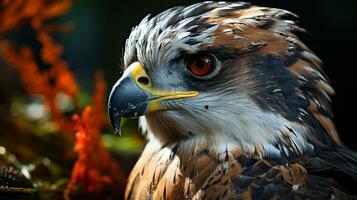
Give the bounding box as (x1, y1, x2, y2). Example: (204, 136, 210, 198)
(0, 42, 49, 94)
(0, 0, 72, 34)
(38, 31, 78, 97)
(65, 75, 126, 198)
(92, 71, 108, 128)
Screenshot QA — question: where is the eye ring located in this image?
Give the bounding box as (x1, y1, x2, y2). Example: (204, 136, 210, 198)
(187, 54, 220, 79)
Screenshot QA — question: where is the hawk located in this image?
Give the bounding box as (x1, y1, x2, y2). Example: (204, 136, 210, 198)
(108, 2, 357, 199)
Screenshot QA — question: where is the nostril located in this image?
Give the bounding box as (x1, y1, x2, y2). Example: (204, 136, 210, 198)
(137, 76, 150, 85)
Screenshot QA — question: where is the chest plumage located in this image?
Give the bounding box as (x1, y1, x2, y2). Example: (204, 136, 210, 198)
(125, 140, 355, 200)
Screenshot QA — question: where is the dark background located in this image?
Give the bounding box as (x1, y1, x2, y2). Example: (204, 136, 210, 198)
(58, 0, 357, 150)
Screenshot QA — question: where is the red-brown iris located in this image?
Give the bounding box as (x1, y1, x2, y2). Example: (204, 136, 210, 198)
(187, 55, 215, 77)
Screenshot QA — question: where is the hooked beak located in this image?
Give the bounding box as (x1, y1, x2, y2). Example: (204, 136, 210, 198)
(108, 62, 198, 136)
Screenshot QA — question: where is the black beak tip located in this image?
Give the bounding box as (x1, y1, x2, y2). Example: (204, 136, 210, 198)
(108, 107, 122, 136)
(114, 127, 121, 136)
(108, 83, 122, 136)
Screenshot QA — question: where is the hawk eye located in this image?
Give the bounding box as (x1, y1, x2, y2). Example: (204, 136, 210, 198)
(187, 54, 216, 77)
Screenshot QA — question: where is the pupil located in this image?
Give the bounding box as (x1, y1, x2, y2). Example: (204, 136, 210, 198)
(196, 59, 206, 69)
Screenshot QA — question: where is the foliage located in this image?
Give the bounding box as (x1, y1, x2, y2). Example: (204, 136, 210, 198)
(64, 73, 125, 199)
(0, 0, 142, 199)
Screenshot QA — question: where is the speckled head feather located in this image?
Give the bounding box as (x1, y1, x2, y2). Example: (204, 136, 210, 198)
(114, 2, 357, 199)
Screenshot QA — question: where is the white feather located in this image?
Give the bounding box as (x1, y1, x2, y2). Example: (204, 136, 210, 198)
(140, 91, 313, 158)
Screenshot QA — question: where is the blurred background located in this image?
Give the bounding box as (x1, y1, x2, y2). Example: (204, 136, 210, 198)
(0, 0, 356, 199)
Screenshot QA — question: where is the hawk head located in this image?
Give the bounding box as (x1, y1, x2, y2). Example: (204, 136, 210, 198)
(108, 1, 340, 158)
